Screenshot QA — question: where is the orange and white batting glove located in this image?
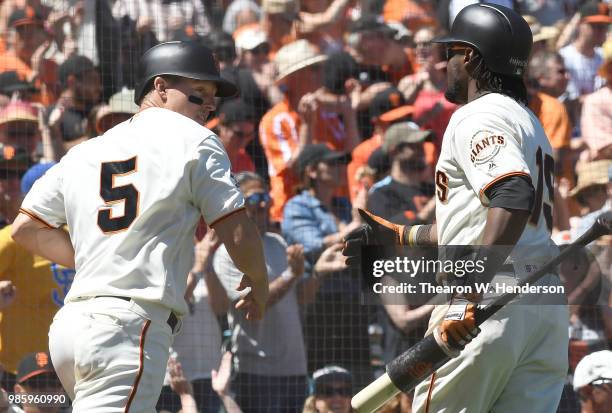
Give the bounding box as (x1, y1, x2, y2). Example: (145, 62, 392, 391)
(342, 209, 407, 268)
(437, 299, 481, 352)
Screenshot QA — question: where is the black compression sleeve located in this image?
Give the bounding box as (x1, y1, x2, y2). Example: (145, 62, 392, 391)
(485, 175, 535, 211)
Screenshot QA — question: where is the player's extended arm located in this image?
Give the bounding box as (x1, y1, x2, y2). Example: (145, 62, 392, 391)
(342, 208, 437, 266)
(11, 213, 75, 269)
(211, 209, 269, 320)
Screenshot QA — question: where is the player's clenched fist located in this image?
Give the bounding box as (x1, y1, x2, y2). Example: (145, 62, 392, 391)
(342, 209, 407, 267)
(436, 299, 481, 353)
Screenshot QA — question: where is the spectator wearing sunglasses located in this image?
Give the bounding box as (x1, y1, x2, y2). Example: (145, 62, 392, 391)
(573, 350, 612, 413)
(215, 99, 257, 173)
(212, 171, 309, 413)
(302, 365, 353, 413)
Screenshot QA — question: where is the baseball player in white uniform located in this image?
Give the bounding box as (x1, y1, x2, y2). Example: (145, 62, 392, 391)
(10, 41, 270, 412)
(343, 4, 568, 413)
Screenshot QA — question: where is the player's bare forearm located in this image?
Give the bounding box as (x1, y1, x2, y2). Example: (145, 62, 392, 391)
(212, 209, 269, 317)
(11, 213, 75, 269)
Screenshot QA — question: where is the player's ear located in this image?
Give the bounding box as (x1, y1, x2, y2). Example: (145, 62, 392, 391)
(153, 76, 168, 100)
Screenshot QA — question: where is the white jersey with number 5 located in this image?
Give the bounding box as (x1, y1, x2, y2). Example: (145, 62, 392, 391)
(434, 93, 556, 256)
(20, 108, 244, 315)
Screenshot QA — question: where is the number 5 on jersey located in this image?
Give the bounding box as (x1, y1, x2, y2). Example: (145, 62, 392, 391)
(97, 157, 139, 234)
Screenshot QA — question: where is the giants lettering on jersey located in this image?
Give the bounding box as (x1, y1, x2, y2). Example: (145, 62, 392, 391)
(469, 131, 506, 164)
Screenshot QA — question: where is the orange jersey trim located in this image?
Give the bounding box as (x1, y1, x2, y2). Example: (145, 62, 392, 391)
(478, 172, 531, 202)
(425, 371, 436, 413)
(124, 319, 151, 413)
(18, 208, 57, 229)
(208, 206, 246, 228)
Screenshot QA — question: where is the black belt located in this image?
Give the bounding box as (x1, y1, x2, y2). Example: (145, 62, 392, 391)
(95, 296, 178, 332)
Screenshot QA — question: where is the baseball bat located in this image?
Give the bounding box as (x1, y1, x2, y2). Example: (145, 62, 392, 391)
(352, 211, 612, 413)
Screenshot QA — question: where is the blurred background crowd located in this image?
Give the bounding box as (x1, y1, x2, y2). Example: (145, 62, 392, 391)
(0, 0, 610, 412)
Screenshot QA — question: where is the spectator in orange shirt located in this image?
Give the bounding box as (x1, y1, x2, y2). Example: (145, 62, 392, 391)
(526, 54, 573, 176)
(0, 7, 57, 105)
(347, 86, 415, 202)
(217, 99, 257, 173)
(383, 0, 436, 32)
(259, 39, 328, 222)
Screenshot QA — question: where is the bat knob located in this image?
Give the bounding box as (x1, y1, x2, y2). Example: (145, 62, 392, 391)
(595, 211, 612, 235)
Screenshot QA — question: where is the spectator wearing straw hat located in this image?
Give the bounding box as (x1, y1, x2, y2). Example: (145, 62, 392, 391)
(580, 39, 612, 162)
(571, 160, 612, 241)
(0, 101, 40, 157)
(259, 39, 328, 221)
(94, 88, 139, 135)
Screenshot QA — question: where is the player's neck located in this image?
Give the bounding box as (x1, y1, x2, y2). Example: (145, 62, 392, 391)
(466, 80, 491, 103)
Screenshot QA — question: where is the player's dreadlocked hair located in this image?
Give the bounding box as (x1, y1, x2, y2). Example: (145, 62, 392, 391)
(470, 51, 528, 106)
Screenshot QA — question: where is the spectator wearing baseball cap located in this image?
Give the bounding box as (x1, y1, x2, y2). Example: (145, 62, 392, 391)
(580, 39, 612, 162)
(215, 99, 257, 173)
(559, 2, 611, 101)
(0, 7, 57, 106)
(283, 145, 373, 390)
(48, 55, 101, 150)
(367, 122, 432, 225)
(346, 16, 415, 85)
(259, 39, 328, 221)
(223, 0, 261, 35)
(13, 352, 64, 413)
(347, 86, 414, 202)
(261, 0, 300, 55)
(302, 366, 352, 413)
(0, 71, 38, 101)
(573, 350, 612, 413)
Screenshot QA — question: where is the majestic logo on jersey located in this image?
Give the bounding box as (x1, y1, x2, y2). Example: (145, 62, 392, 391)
(469, 131, 506, 164)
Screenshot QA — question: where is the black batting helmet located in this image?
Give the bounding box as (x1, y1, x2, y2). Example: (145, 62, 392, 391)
(433, 4, 532, 77)
(134, 41, 238, 104)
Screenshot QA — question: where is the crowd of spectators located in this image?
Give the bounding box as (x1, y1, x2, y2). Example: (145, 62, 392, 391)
(0, 0, 610, 412)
